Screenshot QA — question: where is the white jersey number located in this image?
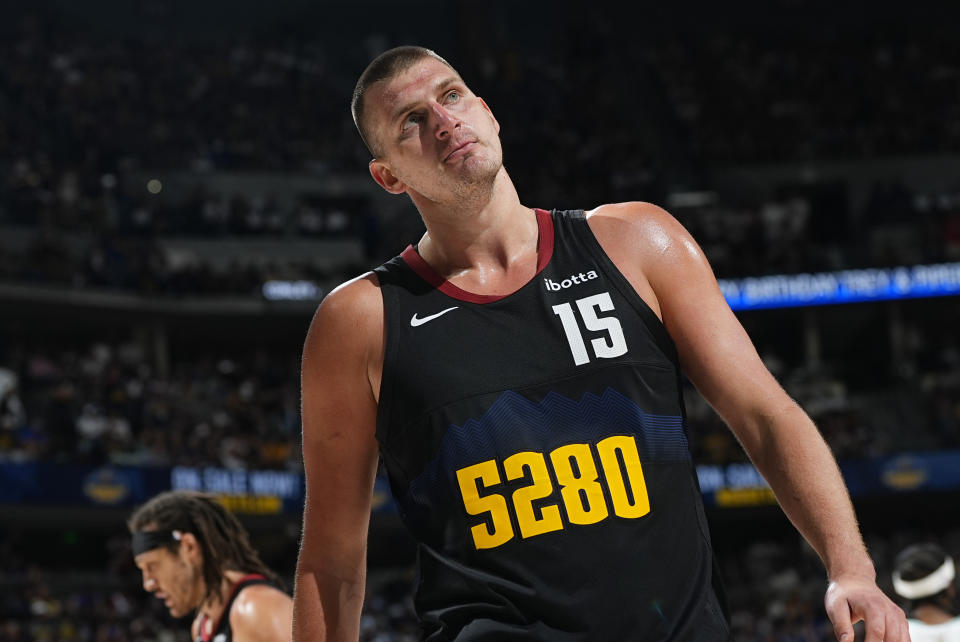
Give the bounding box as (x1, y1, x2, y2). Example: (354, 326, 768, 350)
(552, 292, 628, 366)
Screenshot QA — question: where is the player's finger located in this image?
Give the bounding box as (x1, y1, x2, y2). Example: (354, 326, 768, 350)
(886, 608, 910, 642)
(827, 600, 854, 641)
(860, 609, 885, 642)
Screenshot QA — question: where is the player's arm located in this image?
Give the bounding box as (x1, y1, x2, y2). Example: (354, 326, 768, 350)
(589, 202, 908, 642)
(230, 584, 294, 642)
(292, 275, 382, 642)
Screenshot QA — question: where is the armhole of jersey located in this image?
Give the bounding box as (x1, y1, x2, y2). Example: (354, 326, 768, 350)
(372, 266, 397, 446)
(371, 264, 409, 487)
(222, 576, 269, 632)
(570, 210, 682, 369)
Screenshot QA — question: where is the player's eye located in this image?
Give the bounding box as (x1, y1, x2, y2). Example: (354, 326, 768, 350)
(445, 90, 461, 103)
(402, 112, 424, 130)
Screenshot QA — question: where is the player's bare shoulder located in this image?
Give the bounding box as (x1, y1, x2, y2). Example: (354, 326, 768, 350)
(308, 272, 383, 334)
(586, 201, 698, 259)
(587, 201, 709, 283)
(304, 273, 383, 359)
(229, 583, 294, 642)
(583, 202, 700, 319)
(302, 272, 385, 402)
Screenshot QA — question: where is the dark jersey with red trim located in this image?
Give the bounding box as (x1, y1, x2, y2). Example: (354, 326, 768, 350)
(194, 574, 275, 642)
(373, 209, 730, 641)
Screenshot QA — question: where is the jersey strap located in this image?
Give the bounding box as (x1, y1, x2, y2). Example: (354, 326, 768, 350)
(196, 574, 271, 642)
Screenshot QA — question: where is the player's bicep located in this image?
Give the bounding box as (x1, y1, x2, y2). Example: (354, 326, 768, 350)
(642, 210, 794, 449)
(298, 280, 381, 575)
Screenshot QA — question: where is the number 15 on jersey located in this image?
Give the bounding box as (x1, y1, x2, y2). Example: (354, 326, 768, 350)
(553, 292, 628, 366)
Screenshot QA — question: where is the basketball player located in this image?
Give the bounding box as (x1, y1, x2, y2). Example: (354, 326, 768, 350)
(893, 543, 960, 640)
(129, 491, 292, 642)
(292, 46, 908, 640)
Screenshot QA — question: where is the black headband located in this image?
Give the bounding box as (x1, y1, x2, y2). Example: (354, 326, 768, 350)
(131, 530, 182, 556)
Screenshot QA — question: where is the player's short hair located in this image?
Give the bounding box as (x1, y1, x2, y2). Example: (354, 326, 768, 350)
(351, 45, 457, 157)
(128, 491, 283, 605)
(893, 542, 956, 608)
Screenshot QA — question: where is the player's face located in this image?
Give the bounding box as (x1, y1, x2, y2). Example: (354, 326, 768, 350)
(134, 546, 203, 618)
(367, 57, 503, 202)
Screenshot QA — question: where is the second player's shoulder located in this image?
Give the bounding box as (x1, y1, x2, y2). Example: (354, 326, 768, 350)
(230, 581, 292, 615)
(228, 582, 293, 642)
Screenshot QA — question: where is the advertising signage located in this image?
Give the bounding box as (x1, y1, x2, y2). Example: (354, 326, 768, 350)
(719, 262, 960, 311)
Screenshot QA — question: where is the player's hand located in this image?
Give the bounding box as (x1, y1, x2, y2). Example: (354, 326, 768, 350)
(824, 574, 911, 641)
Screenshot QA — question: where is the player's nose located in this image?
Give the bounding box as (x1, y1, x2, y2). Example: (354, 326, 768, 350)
(142, 574, 157, 592)
(431, 103, 461, 140)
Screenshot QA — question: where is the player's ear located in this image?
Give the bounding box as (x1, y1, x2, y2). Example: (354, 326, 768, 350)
(178, 532, 202, 563)
(478, 97, 499, 134)
(369, 160, 407, 194)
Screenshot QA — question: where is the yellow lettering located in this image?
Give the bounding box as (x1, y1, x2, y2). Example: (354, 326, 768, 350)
(455, 460, 514, 549)
(214, 494, 282, 515)
(503, 451, 563, 539)
(550, 444, 608, 525)
(455, 436, 658, 550)
(596, 435, 650, 519)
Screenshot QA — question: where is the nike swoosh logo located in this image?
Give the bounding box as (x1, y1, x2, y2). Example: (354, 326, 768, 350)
(410, 306, 459, 327)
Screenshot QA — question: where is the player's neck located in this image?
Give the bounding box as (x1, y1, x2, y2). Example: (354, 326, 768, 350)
(415, 169, 535, 277)
(912, 603, 955, 624)
(197, 570, 249, 630)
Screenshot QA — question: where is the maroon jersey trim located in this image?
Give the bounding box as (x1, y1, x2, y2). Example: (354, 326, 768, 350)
(400, 208, 555, 303)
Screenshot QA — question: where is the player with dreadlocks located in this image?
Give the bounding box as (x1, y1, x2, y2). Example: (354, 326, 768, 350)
(129, 490, 292, 642)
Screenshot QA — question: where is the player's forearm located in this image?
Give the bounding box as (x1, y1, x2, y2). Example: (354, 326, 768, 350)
(292, 562, 365, 641)
(741, 403, 875, 581)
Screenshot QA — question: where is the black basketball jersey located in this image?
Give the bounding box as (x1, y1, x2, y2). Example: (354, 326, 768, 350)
(194, 574, 275, 642)
(373, 209, 730, 641)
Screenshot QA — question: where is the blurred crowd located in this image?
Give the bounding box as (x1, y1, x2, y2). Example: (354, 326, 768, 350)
(672, 185, 960, 280)
(645, 34, 960, 164)
(0, 15, 368, 176)
(0, 342, 301, 470)
(0, 228, 349, 297)
(4, 528, 960, 641)
(2, 180, 960, 297)
(1, 11, 958, 187)
(0, 575, 186, 642)
(2, 14, 960, 296)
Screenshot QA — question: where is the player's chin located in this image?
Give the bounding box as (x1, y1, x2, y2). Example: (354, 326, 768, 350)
(166, 602, 188, 618)
(457, 154, 501, 180)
